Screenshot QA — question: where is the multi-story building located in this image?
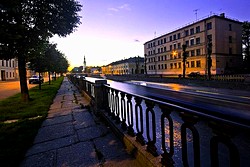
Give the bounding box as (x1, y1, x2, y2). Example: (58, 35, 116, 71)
(0, 58, 18, 81)
(102, 57, 145, 75)
(144, 13, 243, 75)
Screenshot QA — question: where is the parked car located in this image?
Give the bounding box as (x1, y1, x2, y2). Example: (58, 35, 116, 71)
(187, 72, 201, 78)
(29, 75, 44, 84)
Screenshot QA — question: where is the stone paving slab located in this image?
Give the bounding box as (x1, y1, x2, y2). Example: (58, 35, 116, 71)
(26, 135, 78, 156)
(56, 141, 99, 167)
(33, 122, 75, 144)
(42, 114, 73, 127)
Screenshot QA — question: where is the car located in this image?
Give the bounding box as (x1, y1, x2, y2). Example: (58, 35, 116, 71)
(187, 72, 200, 78)
(29, 75, 44, 84)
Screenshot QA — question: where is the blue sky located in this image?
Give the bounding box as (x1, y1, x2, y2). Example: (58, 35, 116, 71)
(50, 0, 250, 69)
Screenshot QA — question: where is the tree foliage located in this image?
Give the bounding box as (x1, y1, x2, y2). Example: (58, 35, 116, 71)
(242, 21, 250, 73)
(0, 0, 82, 101)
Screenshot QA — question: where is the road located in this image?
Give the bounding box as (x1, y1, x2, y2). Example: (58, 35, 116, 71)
(106, 79, 250, 127)
(0, 78, 49, 100)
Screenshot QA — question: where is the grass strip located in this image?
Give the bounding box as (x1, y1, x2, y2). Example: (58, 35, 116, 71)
(0, 77, 63, 167)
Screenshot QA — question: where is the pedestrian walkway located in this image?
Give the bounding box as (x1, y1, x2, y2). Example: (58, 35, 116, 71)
(21, 77, 139, 167)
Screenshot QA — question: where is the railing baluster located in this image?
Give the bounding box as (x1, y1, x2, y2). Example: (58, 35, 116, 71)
(209, 122, 240, 167)
(126, 94, 135, 136)
(180, 113, 200, 167)
(110, 89, 116, 119)
(135, 97, 145, 145)
(115, 90, 120, 123)
(145, 100, 158, 157)
(120, 92, 127, 130)
(160, 105, 175, 166)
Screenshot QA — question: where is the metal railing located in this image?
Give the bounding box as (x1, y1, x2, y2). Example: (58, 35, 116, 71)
(68, 75, 250, 167)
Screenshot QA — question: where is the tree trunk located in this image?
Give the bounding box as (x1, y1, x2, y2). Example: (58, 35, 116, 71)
(18, 55, 30, 101)
(38, 72, 41, 90)
(48, 72, 51, 85)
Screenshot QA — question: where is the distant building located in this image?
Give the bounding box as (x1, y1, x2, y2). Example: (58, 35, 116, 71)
(0, 58, 18, 81)
(102, 57, 145, 75)
(144, 13, 243, 75)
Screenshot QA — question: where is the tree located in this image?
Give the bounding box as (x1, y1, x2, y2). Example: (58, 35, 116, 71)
(0, 0, 81, 101)
(242, 21, 250, 73)
(182, 44, 187, 78)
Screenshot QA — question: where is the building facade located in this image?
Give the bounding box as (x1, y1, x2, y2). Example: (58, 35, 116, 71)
(0, 58, 18, 81)
(102, 57, 145, 75)
(144, 13, 243, 75)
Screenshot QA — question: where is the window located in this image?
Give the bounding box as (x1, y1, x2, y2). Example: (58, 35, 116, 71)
(153, 42, 155, 46)
(173, 34, 176, 40)
(170, 45, 172, 50)
(207, 22, 212, 30)
(10, 72, 11, 78)
(190, 28, 194, 35)
(158, 64, 161, 69)
(196, 26, 200, 33)
(170, 63, 173, 69)
(158, 40, 160, 45)
(6, 72, 8, 78)
(178, 62, 181, 68)
(185, 41, 189, 46)
(164, 47, 166, 52)
(196, 49, 201, 56)
(191, 61, 195, 68)
(229, 36, 232, 43)
(161, 48, 163, 53)
(158, 56, 160, 61)
(12, 61, 15, 67)
(186, 62, 190, 68)
(196, 60, 201, 67)
(165, 64, 167, 69)
(13, 72, 15, 77)
(196, 37, 200, 44)
(161, 64, 164, 69)
(174, 44, 176, 50)
(9, 60, 11, 67)
(6, 60, 8, 67)
(207, 34, 212, 42)
(190, 39, 194, 46)
(170, 36, 172, 41)
(164, 38, 166, 43)
(174, 63, 177, 69)
(161, 39, 163, 44)
(1, 60, 4, 66)
(177, 33, 181, 39)
(178, 43, 181, 49)
(158, 48, 160, 53)
(191, 50, 195, 56)
(185, 30, 189, 36)
(229, 24, 232, 31)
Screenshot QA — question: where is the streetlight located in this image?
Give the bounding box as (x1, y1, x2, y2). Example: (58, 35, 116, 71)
(207, 39, 212, 80)
(182, 44, 187, 78)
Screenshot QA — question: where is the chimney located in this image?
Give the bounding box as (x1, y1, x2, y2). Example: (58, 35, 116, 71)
(220, 13, 225, 18)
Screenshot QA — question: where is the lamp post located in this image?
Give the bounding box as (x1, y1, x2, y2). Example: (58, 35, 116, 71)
(182, 44, 187, 78)
(207, 39, 212, 80)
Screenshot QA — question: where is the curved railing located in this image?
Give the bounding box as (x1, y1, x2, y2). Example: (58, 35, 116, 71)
(68, 75, 250, 167)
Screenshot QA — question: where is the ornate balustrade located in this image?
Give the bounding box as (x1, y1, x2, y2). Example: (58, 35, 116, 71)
(68, 75, 250, 167)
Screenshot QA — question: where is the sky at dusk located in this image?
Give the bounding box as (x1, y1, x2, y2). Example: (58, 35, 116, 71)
(50, 0, 250, 69)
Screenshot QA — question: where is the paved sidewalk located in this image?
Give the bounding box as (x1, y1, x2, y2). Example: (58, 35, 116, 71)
(21, 77, 139, 167)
